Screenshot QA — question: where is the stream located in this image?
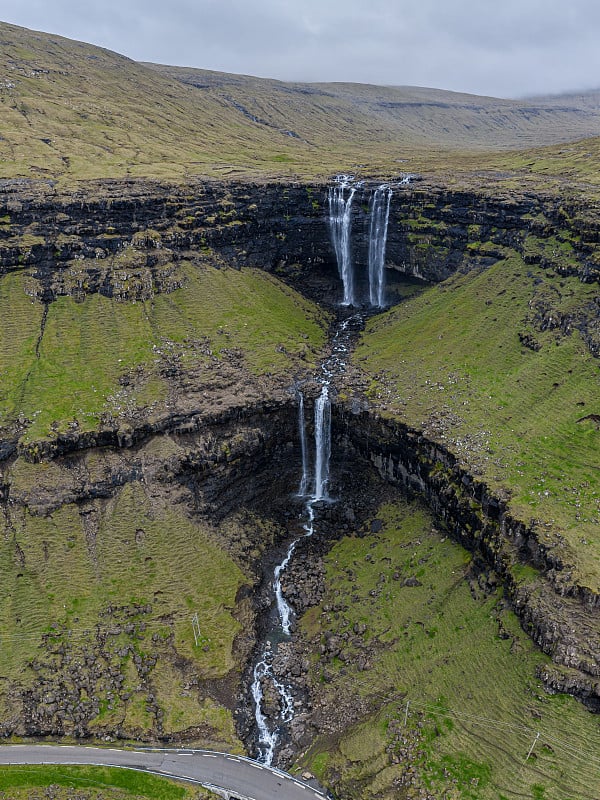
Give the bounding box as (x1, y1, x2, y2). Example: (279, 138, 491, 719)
(250, 313, 363, 765)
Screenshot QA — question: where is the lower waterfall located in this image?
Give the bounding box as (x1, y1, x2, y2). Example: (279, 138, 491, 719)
(250, 314, 361, 765)
(297, 392, 310, 497)
(313, 386, 331, 501)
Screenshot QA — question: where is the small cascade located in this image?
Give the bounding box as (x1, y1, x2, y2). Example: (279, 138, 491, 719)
(274, 538, 299, 636)
(368, 185, 393, 308)
(328, 176, 357, 306)
(250, 314, 362, 766)
(313, 385, 331, 501)
(252, 654, 294, 765)
(297, 392, 310, 497)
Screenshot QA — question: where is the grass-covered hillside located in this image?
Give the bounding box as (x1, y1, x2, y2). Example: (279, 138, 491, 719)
(0, 260, 327, 450)
(0, 476, 264, 746)
(354, 253, 600, 592)
(0, 246, 327, 743)
(298, 502, 600, 800)
(2, 20, 600, 186)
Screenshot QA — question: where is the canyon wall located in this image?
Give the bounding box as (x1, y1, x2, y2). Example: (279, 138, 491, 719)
(0, 175, 598, 731)
(1, 178, 598, 304)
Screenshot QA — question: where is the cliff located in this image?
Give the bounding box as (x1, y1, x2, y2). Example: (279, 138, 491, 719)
(0, 174, 598, 742)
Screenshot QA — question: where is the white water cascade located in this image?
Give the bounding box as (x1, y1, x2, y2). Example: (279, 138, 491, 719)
(297, 392, 310, 497)
(368, 185, 393, 308)
(252, 654, 294, 765)
(251, 499, 318, 764)
(313, 386, 331, 501)
(250, 315, 360, 766)
(328, 176, 357, 306)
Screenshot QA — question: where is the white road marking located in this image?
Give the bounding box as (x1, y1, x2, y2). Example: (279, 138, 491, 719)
(0, 745, 331, 799)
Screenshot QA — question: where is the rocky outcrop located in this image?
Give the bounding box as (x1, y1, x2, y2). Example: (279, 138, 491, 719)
(1, 178, 597, 309)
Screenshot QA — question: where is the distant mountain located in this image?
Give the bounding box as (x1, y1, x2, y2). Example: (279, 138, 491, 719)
(1, 20, 600, 182)
(149, 63, 600, 151)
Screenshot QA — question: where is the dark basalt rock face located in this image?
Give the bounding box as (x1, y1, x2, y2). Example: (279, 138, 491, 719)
(0, 179, 334, 302)
(1, 177, 598, 308)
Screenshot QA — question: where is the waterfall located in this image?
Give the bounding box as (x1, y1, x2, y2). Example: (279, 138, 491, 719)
(313, 385, 331, 501)
(328, 176, 356, 306)
(368, 185, 393, 308)
(297, 392, 310, 496)
(251, 317, 361, 766)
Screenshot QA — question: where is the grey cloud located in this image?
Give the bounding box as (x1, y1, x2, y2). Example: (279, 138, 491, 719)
(1, 0, 600, 97)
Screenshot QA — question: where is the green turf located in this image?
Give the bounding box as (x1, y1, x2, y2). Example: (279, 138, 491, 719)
(0, 262, 327, 444)
(0, 482, 249, 745)
(0, 764, 210, 799)
(354, 254, 600, 589)
(299, 502, 600, 799)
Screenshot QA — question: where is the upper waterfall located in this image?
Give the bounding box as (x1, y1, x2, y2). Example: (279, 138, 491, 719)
(368, 184, 393, 308)
(328, 176, 357, 306)
(328, 177, 394, 308)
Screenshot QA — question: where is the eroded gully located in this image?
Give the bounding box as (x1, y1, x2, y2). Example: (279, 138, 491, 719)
(249, 312, 364, 766)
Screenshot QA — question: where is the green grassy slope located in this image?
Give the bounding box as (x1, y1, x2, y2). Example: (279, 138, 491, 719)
(0, 22, 312, 181)
(0, 253, 327, 745)
(154, 63, 600, 152)
(0, 481, 251, 745)
(354, 255, 600, 590)
(0, 262, 327, 447)
(0, 765, 211, 799)
(428, 135, 600, 196)
(298, 502, 600, 799)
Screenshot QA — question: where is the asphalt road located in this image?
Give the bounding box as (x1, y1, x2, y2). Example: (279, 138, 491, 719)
(0, 745, 329, 800)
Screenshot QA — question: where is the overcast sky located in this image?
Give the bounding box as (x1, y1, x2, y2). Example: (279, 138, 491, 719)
(2, 0, 600, 98)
